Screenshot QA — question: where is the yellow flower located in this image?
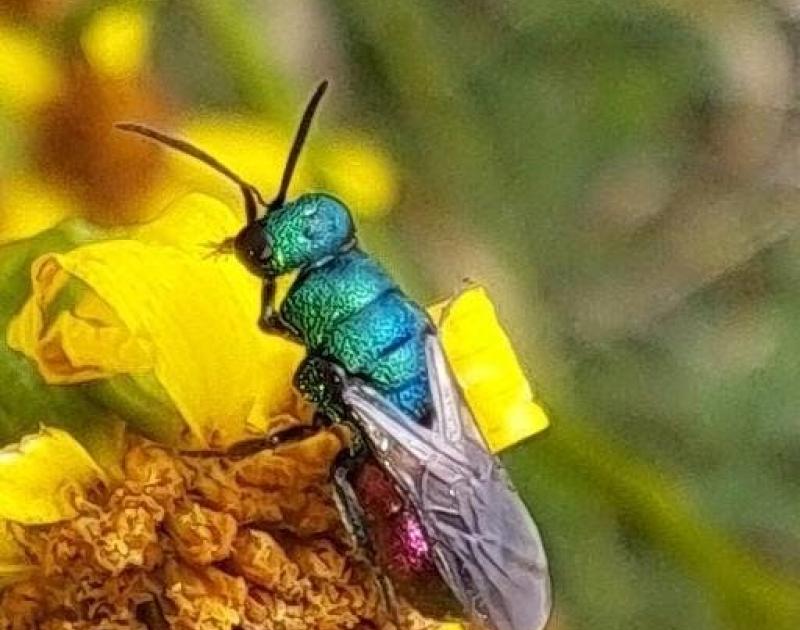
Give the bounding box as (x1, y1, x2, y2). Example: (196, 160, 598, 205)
(1, 100, 399, 244)
(0, 4, 173, 231)
(0, 192, 545, 630)
(166, 117, 399, 221)
(0, 431, 468, 628)
(0, 7, 540, 629)
(0, 3, 397, 241)
(316, 130, 399, 219)
(80, 3, 153, 81)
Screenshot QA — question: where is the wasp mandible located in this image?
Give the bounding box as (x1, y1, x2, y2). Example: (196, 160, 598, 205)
(117, 81, 551, 630)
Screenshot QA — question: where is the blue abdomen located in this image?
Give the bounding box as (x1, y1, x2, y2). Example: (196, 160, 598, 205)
(281, 249, 431, 421)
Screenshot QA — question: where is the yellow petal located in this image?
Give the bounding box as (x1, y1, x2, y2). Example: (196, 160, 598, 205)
(430, 286, 549, 453)
(0, 22, 59, 113)
(81, 4, 152, 81)
(8, 194, 304, 448)
(0, 427, 105, 524)
(8, 255, 154, 385)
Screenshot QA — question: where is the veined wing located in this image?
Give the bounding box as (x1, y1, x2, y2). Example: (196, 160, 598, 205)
(342, 334, 551, 630)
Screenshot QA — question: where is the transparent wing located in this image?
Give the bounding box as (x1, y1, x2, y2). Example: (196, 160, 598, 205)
(341, 334, 551, 630)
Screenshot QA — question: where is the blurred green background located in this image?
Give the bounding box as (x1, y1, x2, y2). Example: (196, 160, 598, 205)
(2, 0, 800, 628)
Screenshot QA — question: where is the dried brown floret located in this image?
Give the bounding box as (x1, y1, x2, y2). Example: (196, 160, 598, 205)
(163, 560, 246, 629)
(75, 490, 165, 575)
(124, 443, 189, 507)
(291, 538, 351, 584)
(0, 432, 447, 629)
(165, 503, 236, 566)
(230, 529, 305, 597)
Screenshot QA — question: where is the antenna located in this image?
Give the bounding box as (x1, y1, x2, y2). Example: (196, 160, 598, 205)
(268, 80, 329, 211)
(114, 122, 264, 224)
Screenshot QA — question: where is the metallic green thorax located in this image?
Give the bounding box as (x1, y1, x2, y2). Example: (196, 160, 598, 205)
(261, 193, 432, 421)
(262, 193, 354, 275)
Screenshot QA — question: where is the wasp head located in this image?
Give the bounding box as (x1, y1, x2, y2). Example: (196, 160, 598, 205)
(231, 221, 272, 276)
(261, 193, 354, 275)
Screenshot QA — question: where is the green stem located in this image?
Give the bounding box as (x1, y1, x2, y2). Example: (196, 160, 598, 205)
(531, 419, 800, 629)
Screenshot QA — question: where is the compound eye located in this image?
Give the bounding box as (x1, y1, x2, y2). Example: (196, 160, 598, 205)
(234, 225, 271, 272)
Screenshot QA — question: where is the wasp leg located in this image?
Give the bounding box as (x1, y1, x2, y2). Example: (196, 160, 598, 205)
(181, 421, 322, 459)
(225, 426, 315, 458)
(329, 429, 371, 552)
(258, 279, 299, 340)
(331, 448, 369, 550)
(224, 413, 330, 458)
(331, 443, 399, 622)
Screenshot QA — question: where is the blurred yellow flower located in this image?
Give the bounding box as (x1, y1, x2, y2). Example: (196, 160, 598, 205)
(0, 21, 59, 114)
(0, 175, 76, 245)
(0, 108, 399, 245)
(80, 4, 153, 80)
(168, 117, 399, 221)
(318, 131, 399, 219)
(0, 3, 398, 240)
(165, 118, 300, 213)
(0, 4, 170, 229)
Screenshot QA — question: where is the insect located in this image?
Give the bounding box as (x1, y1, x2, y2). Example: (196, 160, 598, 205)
(117, 81, 551, 630)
